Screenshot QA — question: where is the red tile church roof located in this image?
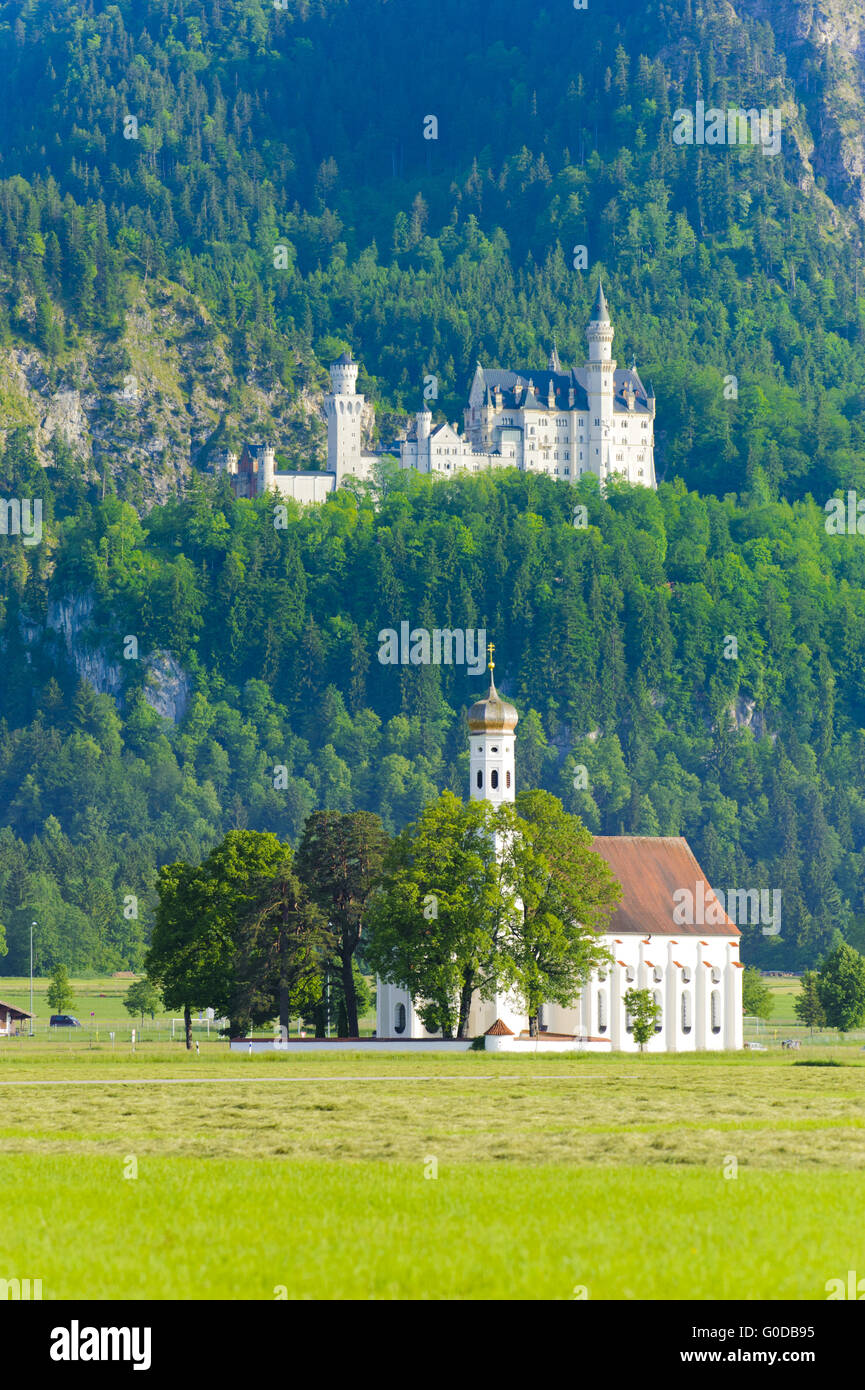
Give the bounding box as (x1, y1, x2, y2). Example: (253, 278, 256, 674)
(590, 836, 740, 938)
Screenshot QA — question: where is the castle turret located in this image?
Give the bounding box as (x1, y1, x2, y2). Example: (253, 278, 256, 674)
(325, 350, 365, 481)
(328, 350, 359, 396)
(259, 446, 276, 493)
(585, 280, 617, 481)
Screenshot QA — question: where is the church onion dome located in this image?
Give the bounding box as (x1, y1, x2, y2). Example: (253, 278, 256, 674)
(467, 671, 519, 733)
(591, 279, 610, 323)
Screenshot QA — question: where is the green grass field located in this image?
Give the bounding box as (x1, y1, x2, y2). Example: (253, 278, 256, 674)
(1, 1037, 863, 1299)
(0, 975, 377, 1038)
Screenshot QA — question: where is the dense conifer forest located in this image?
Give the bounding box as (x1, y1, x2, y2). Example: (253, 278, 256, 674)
(0, 0, 864, 975)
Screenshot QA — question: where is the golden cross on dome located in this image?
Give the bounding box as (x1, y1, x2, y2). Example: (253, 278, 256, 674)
(487, 641, 495, 672)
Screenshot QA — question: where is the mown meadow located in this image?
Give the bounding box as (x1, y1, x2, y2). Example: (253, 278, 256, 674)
(1, 1043, 862, 1299)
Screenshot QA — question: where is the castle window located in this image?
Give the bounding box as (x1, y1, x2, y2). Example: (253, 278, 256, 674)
(394, 1003, 406, 1035)
(681, 966, 691, 984)
(711, 967, 721, 984)
(491, 770, 499, 789)
(506, 770, 511, 788)
(491, 746, 498, 753)
(564, 468, 570, 476)
(653, 966, 663, 983)
(711, 991, 722, 1034)
(476, 771, 483, 789)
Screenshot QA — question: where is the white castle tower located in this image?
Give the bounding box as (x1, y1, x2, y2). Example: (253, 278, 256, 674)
(259, 446, 276, 493)
(468, 643, 518, 804)
(585, 280, 616, 481)
(324, 351, 365, 482)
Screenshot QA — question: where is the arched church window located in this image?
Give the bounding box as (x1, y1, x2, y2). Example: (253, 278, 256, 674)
(394, 1004, 406, 1035)
(491, 770, 499, 789)
(681, 991, 692, 1034)
(476, 770, 483, 789)
(711, 991, 721, 1034)
(654, 990, 663, 1031)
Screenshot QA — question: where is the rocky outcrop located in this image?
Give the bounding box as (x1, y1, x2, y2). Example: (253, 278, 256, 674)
(144, 651, 191, 724)
(0, 279, 329, 507)
(739, 0, 865, 222)
(728, 695, 771, 740)
(46, 594, 124, 697)
(35, 595, 190, 723)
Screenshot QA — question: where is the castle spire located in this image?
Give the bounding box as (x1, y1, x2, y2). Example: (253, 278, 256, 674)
(548, 340, 562, 373)
(591, 279, 610, 324)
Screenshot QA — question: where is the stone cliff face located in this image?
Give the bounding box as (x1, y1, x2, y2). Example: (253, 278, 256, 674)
(22, 593, 191, 723)
(739, 0, 865, 223)
(0, 279, 329, 507)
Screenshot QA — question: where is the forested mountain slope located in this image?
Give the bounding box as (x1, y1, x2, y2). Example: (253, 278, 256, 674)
(0, 0, 863, 498)
(1, 458, 864, 975)
(1, 1, 865, 978)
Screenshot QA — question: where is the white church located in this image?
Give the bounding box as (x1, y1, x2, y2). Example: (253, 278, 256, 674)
(215, 284, 656, 503)
(376, 656, 743, 1053)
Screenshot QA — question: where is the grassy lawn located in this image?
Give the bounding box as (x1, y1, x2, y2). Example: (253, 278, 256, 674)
(0, 1044, 863, 1299)
(0, 975, 377, 1038)
(3, 1155, 862, 1300)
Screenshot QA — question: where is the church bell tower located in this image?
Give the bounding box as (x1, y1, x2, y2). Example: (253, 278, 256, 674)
(467, 644, 518, 804)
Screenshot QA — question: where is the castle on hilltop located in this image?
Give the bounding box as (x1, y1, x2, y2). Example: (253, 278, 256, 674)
(214, 284, 656, 503)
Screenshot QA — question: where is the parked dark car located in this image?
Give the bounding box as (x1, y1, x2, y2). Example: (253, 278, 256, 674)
(49, 1015, 81, 1028)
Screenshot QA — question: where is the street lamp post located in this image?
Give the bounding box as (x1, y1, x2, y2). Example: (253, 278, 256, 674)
(30, 921, 36, 1036)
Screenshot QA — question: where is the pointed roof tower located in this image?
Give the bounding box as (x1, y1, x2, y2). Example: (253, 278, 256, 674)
(548, 340, 562, 373)
(591, 279, 610, 323)
(467, 643, 518, 733)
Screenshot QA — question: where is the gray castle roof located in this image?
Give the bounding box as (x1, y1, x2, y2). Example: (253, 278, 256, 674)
(591, 280, 610, 323)
(476, 363, 652, 414)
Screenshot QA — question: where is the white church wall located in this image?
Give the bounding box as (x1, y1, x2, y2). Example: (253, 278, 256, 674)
(380, 928, 742, 1051)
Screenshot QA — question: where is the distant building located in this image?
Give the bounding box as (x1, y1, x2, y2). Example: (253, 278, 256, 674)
(0, 1000, 32, 1036)
(376, 652, 743, 1052)
(215, 285, 656, 503)
(213, 353, 377, 505)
